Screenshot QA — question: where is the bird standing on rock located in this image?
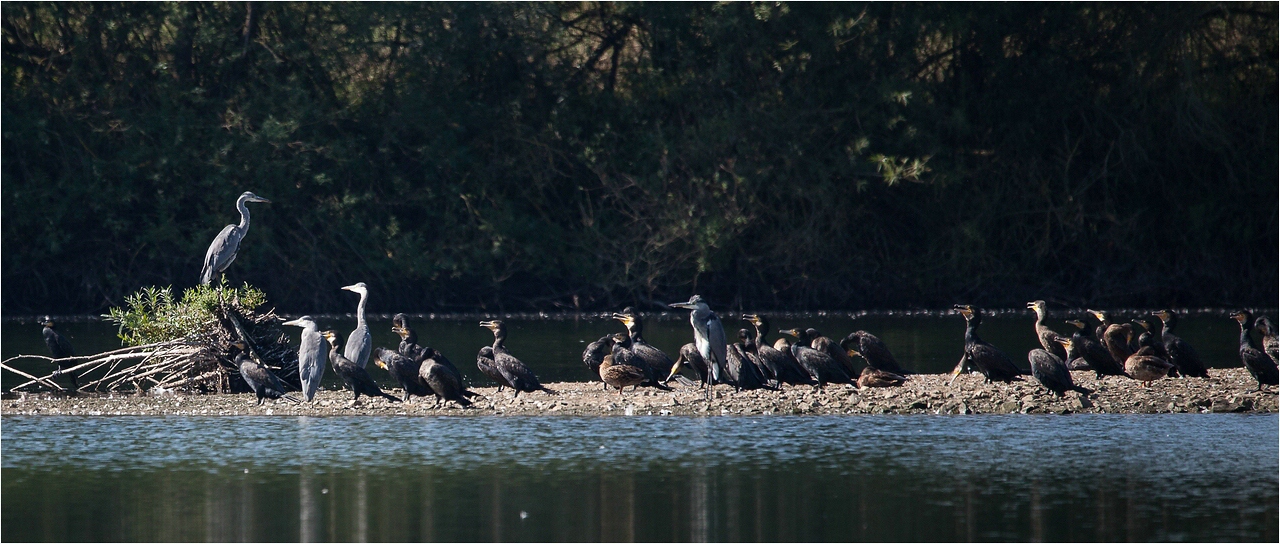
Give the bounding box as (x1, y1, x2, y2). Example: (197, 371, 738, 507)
(669, 295, 728, 399)
(322, 330, 400, 404)
(1063, 318, 1127, 379)
(374, 347, 429, 401)
(1231, 310, 1278, 391)
(951, 305, 1024, 384)
(200, 191, 270, 285)
(1028, 340, 1092, 397)
(340, 282, 372, 369)
(232, 342, 298, 406)
(1153, 309, 1209, 378)
(601, 334, 647, 394)
(478, 320, 555, 397)
(1028, 301, 1068, 361)
(282, 315, 325, 402)
(582, 335, 616, 388)
(840, 330, 911, 375)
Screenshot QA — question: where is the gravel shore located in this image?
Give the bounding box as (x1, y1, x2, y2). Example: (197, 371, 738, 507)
(3, 368, 1274, 416)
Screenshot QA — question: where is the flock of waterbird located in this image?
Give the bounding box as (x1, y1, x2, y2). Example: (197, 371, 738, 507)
(36, 191, 1280, 406)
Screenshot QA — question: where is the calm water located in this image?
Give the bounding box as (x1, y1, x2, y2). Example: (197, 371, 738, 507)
(2, 414, 1276, 542)
(0, 312, 1262, 391)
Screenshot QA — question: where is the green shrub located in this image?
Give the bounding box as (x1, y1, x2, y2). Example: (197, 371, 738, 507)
(104, 281, 268, 346)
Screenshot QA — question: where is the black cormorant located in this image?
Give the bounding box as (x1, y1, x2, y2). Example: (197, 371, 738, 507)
(1255, 316, 1278, 364)
(1131, 317, 1174, 368)
(420, 355, 472, 407)
(476, 346, 508, 390)
(479, 320, 555, 397)
(780, 328, 853, 388)
(1231, 310, 1278, 390)
(1153, 310, 1209, 378)
(742, 315, 812, 385)
(950, 305, 1024, 384)
(723, 330, 772, 391)
(807, 328, 858, 378)
(667, 343, 713, 385)
(1100, 323, 1136, 370)
(322, 331, 400, 404)
(840, 330, 911, 375)
(1086, 309, 1113, 343)
(391, 313, 427, 362)
(1029, 341, 1092, 397)
(233, 345, 298, 406)
(1064, 319, 1128, 379)
(374, 347, 429, 401)
(613, 307, 680, 385)
(582, 334, 615, 388)
(41, 317, 78, 389)
(1027, 301, 1068, 361)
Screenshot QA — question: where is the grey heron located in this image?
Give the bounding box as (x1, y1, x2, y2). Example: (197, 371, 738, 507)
(341, 282, 372, 368)
(668, 295, 726, 398)
(41, 316, 78, 389)
(478, 320, 555, 397)
(283, 315, 325, 401)
(321, 330, 400, 404)
(200, 191, 270, 285)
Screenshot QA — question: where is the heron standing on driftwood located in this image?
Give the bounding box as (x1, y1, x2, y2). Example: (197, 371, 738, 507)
(200, 191, 270, 285)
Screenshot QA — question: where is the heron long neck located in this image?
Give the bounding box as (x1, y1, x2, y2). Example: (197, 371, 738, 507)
(236, 195, 252, 231)
(355, 291, 368, 326)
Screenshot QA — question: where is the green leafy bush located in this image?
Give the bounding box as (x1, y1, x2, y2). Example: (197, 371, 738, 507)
(105, 281, 268, 346)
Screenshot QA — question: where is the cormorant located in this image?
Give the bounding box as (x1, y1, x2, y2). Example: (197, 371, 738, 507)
(1028, 341, 1092, 397)
(856, 366, 907, 388)
(479, 320, 555, 397)
(613, 307, 680, 383)
(807, 328, 858, 378)
(476, 346, 507, 390)
(950, 305, 1024, 384)
(374, 347, 429, 401)
(283, 315, 325, 401)
(391, 313, 427, 362)
(724, 330, 772, 391)
(41, 317, 78, 389)
(1255, 316, 1279, 364)
(780, 328, 852, 388)
(741, 315, 811, 385)
(1231, 310, 1278, 390)
(420, 355, 472, 407)
(341, 282, 372, 368)
(582, 335, 615, 389)
(1100, 323, 1136, 370)
(1131, 317, 1174, 365)
(200, 191, 271, 285)
(1153, 309, 1209, 378)
(601, 334, 647, 394)
(1125, 345, 1175, 387)
(1027, 301, 1068, 361)
(1086, 309, 1113, 344)
(233, 346, 298, 406)
(840, 330, 911, 375)
(419, 347, 476, 400)
(1064, 318, 1128, 379)
(321, 331, 400, 404)
(666, 343, 712, 386)
(669, 295, 728, 399)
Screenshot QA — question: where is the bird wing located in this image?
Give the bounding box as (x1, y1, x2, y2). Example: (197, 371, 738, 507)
(298, 330, 325, 400)
(345, 325, 371, 368)
(495, 352, 540, 391)
(201, 224, 242, 284)
(704, 314, 727, 380)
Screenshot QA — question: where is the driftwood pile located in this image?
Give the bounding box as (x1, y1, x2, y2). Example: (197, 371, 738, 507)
(1, 305, 299, 395)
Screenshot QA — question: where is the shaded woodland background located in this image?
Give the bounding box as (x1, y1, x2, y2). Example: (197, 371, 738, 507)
(3, 2, 1277, 315)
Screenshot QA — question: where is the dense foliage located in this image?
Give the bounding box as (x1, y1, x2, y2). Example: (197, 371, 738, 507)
(3, 2, 1276, 314)
(105, 282, 267, 345)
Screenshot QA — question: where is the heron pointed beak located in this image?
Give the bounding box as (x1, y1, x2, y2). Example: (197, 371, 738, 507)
(668, 302, 693, 310)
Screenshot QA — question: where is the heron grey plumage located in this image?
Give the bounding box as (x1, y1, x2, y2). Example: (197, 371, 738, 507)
(341, 282, 371, 368)
(200, 191, 270, 285)
(669, 295, 726, 392)
(283, 315, 325, 401)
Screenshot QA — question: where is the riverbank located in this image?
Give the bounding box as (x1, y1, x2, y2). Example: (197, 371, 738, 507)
(3, 368, 1274, 416)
